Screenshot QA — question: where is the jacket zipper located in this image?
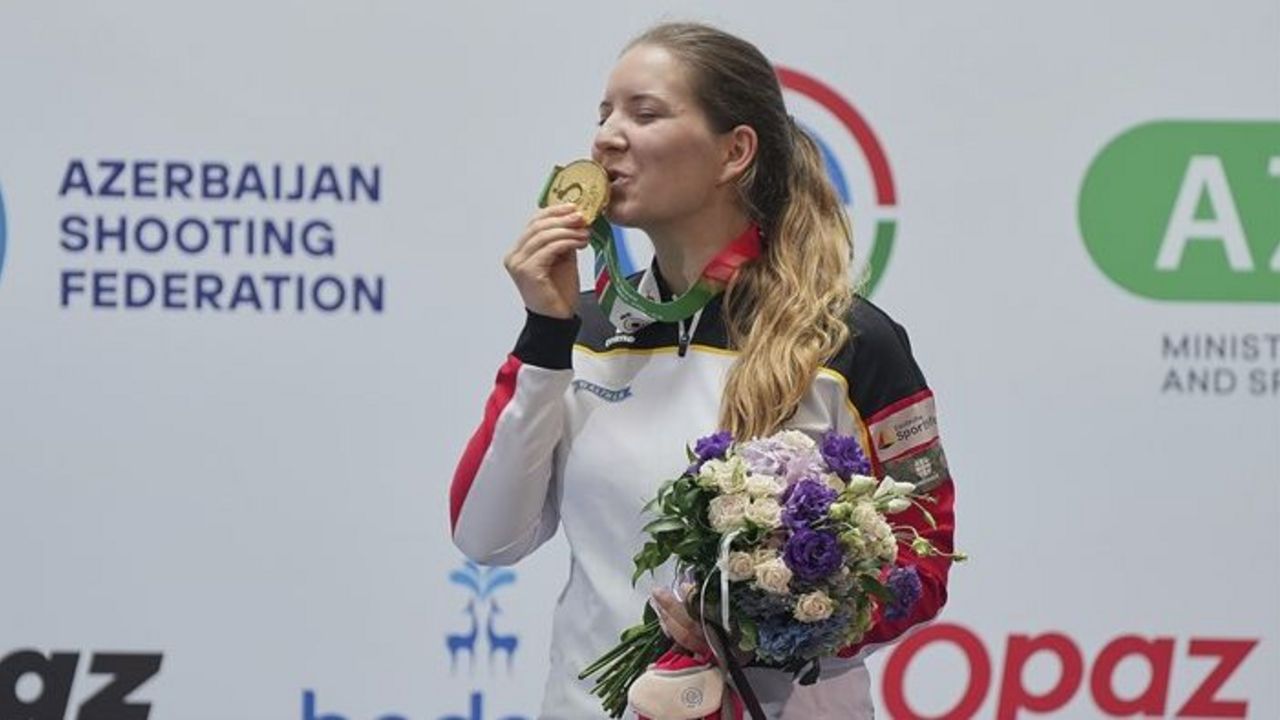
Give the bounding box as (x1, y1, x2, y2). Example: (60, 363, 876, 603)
(677, 309, 704, 358)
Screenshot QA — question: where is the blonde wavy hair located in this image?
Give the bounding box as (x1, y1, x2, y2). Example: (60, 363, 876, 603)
(628, 23, 857, 439)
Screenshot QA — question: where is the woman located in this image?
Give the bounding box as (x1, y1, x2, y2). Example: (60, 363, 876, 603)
(450, 22, 956, 719)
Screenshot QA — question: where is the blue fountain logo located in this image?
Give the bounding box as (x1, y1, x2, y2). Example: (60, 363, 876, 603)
(446, 561, 520, 674)
(298, 561, 530, 720)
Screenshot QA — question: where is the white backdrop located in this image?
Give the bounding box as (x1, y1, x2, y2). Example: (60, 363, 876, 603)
(1, 2, 1276, 719)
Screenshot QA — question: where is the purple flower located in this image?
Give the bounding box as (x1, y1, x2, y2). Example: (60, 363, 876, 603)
(820, 431, 870, 480)
(737, 437, 822, 483)
(696, 430, 733, 460)
(781, 455, 826, 485)
(780, 479, 837, 529)
(884, 566, 923, 621)
(736, 437, 788, 476)
(783, 527, 844, 583)
(687, 430, 733, 473)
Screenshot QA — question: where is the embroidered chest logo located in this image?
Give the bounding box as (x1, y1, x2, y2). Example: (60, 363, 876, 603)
(604, 332, 636, 348)
(572, 379, 633, 403)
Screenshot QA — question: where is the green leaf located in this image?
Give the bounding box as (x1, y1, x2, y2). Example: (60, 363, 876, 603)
(632, 549, 672, 584)
(679, 483, 704, 508)
(738, 617, 759, 652)
(620, 622, 652, 643)
(655, 480, 676, 506)
(735, 526, 765, 547)
(578, 621, 671, 719)
(674, 536, 706, 558)
(919, 504, 938, 529)
(642, 517, 686, 535)
(860, 576, 895, 603)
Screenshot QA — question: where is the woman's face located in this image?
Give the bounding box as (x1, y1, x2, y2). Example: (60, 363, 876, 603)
(592, 44, 729, 229)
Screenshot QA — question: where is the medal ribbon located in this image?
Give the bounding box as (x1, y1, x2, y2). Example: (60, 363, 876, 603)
(591, 217, 761, 332)
(538, 167, 762, 331)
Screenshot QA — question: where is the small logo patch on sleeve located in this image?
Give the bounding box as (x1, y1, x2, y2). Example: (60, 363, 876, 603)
(868, 392, 949, 491)
(869, 393, 939, 461)
(881, 442, 949, 493)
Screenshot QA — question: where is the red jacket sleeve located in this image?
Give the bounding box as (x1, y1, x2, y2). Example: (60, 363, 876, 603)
(449, 310, 579, 565)
(828, 298, 957, 659)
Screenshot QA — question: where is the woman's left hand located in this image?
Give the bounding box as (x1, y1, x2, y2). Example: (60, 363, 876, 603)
(649, 587, 711, 656)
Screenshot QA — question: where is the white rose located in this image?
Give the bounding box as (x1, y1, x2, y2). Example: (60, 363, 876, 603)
(754, 558, 793, 595)
(851, 501, 882, 534)
(859, 515, 898, 563)
(697, 459, 726, 488)
(745, 473, 783, 498)
(873, 476, 897, 500)
(708, 493, 749, 533)
(745, 497, 782, 529)
(776, 430, 817, 451)
(715, 456, 749, 494)
(839, 528, 869, 559)
(874, 474, 915, 500)
(725, 551, 756, 582)
(793, 590, 835, 622)
(876, 530, 899, 563)
(752, 547, 779, 566)
(830, 566, 856, 594)
(845, 475, 878, 498)
(822, 473, 846, 493)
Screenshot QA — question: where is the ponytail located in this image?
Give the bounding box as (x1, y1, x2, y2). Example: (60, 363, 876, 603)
(627, 23, 857, 439)
(719, 123, 855, 439)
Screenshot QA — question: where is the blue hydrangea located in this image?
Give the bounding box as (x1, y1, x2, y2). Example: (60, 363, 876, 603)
(755, 611, 852, 663)
(884, 565, 923, 621)
(732, 586, 794, 620)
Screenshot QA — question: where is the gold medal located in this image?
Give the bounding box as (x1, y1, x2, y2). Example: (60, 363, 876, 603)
(541, 159, 610, 224)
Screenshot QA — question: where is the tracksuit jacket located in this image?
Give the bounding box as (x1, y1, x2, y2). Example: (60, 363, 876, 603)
(450, 268, 956, 719)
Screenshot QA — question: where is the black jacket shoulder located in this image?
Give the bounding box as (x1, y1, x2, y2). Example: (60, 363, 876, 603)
(826, 296, 930, 419)
(574, 282, 619, 348)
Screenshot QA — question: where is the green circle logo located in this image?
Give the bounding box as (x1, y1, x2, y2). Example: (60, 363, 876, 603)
(1079, 121, 1280, 302)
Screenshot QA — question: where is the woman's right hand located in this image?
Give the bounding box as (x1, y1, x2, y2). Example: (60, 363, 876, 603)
(504, 203, 591, 319)
(650, 586, 712, 656)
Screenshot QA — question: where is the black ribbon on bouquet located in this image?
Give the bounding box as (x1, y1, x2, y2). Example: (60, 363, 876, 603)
(706, 622, 767, 720)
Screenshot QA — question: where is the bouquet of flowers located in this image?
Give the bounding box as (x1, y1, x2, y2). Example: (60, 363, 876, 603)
(579, 428, 963, 718)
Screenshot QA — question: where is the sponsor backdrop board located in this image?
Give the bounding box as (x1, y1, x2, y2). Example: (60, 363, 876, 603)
(0, 2, 1276, 719)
